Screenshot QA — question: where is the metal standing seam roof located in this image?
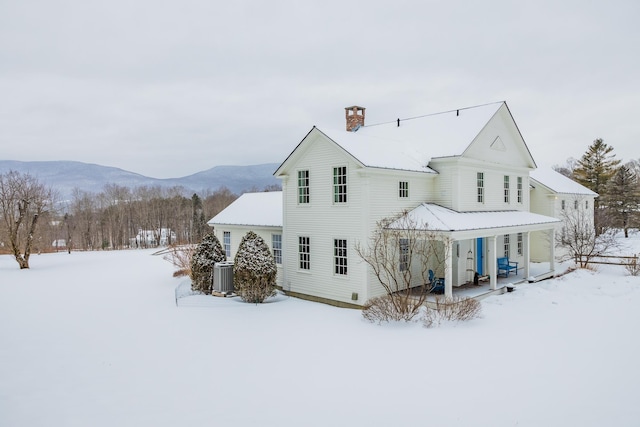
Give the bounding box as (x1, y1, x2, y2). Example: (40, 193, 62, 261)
(390, 203, 560, 233)
(317, 102, 505, 173)
(207, 191, 282, 227)
(530, 167, 598, 196)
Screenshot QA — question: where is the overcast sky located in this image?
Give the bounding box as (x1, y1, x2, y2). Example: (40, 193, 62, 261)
(1, 0, 638, 178)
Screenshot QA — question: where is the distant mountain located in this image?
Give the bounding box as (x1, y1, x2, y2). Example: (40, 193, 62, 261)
(0, 160, 281, 199)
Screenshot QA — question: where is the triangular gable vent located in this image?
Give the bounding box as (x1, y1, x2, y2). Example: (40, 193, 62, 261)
(490, 136, 506, 151)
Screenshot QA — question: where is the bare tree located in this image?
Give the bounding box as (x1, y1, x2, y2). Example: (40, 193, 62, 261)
(0, 171, 56, 269)
(605, 164, 639, 238)
(355, 211, 449, 322)
(557, 196, 618, 268)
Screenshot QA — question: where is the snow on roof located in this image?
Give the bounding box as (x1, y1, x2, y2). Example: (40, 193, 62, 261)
(317, 102, 504, 172)
(530, 167, 598, 196)
(392, 203, 560, 233)
(207, 192, 282, 228)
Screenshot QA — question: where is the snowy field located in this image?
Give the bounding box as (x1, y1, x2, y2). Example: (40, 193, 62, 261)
(2, 237, 640, 427)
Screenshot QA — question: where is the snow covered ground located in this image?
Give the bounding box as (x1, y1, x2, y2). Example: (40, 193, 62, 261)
(1, 236, 640, 427)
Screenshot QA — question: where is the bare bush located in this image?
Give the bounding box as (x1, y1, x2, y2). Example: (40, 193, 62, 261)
(423, 296, 482, 328)
(162, 245, 196, 277)
(556, 196, 619, 268)
(362, 295, 424, 324)
(356, 211, 450, 322)
(624, 256, 640, 276)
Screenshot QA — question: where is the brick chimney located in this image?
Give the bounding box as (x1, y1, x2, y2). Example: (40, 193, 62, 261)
(345, 106, 365, 131)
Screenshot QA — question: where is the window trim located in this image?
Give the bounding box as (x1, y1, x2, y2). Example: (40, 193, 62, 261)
(297, 169, 310, 204)
(517, 176, 523, 204)
(399, 238, 409, 272)
(333, 166, 347, 204)
(398, 181, 409, 199)
(504, 234, 510, 258)
(477, 172, 484, 203)
(333, 238, 348, 276)
(272, 234, 282, 265)
(223, 231, 231, 258)
(504, 175, 510, 203)
(298, 236, 310, 270)
(517, 233, 523, 256)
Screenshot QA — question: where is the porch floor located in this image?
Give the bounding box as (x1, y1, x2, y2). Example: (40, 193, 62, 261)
(420, 262, 555, 301)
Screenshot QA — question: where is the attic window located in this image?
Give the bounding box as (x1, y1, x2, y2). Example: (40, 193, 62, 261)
(491, 136, 506, 151)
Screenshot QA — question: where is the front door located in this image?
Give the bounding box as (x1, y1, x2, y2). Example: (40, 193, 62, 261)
(476, 238, 484, 276)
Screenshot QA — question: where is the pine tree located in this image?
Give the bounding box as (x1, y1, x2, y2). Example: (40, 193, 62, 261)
(190, 233, 226, 293)
(606, 164, 639, 238)
(573, 139, 620, 200)
(233, 231, 277, 303)
(573, 139, 621, 233)
(191, 193, 207, 244)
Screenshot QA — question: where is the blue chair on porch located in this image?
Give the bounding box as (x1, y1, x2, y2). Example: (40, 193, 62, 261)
(428, 270, 445, 294)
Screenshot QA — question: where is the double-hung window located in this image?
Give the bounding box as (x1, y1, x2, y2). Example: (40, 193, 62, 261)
(399, 238, 409, 271)
(223, 231, 231, 258)
(399, 181, 409, 198)
(299, 236, 310, 270)
(272, 234, 282, 264)
(504, 234, 510, 258)
(517, 177, 523, 203)
(334, 239, 347, 275)
(477, 172, 484, 203)
(517, 233, 523, 256)
(298, 170, 310, 204)
(504, 175, 510, 203)
(333, 166, 347, 203)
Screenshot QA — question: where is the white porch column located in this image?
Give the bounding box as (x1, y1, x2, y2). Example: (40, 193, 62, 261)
(488, 236, 497, 290)
(444, 239, 453, 299)
(523, 231, 530, 280)
(549, 228, 556, 272)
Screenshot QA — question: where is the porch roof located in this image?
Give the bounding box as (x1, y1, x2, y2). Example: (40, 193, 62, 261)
(392, 203, 560, 239)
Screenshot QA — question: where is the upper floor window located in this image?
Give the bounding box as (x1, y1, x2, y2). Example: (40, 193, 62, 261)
(517, 177, 523, 203)
(297, 170, 309, 204)
(223, 231, 231, 258)
(504, 234, 510, 258)
(574, 200, 578, 210)
(399, 238, 409, 271)
(561, 199, 566, 210)
(477, 172, 484, 203)
(334, 239, 347, 275)
(504, 175, 510, 203)
(586, 200, 589, 209)
(272, 234, 282, 264)
(299, 236, 310, 270)
(333, 166, 347, 203)
(399, 181, 409, 198)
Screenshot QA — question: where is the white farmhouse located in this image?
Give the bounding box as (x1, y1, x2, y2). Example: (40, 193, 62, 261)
(206, 102, 594, 308)
(133, 228, 176, 247)
(272, 102, 561, 307)
(529, 167, 598, 261)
